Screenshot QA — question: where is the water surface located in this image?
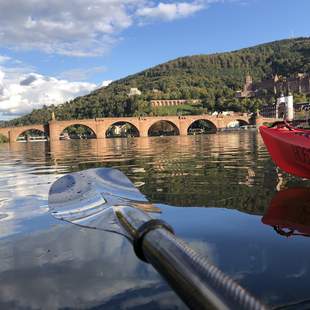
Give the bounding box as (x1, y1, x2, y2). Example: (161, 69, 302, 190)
(0, 131, 309, 309)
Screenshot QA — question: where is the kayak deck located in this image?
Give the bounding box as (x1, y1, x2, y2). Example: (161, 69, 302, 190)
(259, 125, 310, 179)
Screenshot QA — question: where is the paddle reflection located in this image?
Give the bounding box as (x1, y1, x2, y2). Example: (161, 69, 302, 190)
(262, 187, 310, 237)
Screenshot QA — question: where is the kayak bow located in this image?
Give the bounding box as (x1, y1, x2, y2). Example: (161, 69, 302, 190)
(259, 125, 310, 179)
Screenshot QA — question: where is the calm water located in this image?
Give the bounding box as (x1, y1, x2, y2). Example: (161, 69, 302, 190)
(0, 131, 310, 309)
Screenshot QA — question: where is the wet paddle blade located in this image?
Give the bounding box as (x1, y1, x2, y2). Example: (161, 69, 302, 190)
(48, 168, 153, 237)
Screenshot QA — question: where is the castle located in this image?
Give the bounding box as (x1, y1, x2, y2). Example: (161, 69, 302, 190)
(236, 73, 310, 98)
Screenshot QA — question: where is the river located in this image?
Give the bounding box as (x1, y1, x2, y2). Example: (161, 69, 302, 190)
(0, 131, 309, 309)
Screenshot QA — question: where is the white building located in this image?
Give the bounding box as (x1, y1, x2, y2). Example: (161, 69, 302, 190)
(276, 94, 294, 120)
(129, 88, 142, 96)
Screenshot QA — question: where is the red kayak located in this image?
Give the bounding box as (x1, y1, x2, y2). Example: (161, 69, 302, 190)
(262, 187, 310, 237)
(259, 124, 310, 179)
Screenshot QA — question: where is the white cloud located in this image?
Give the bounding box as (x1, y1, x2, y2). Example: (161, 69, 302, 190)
(0, 66, 97, 118)
(0, 56, 11, 64)
(137, 2, 205, 21)
(99, 80, 113, 88)
(0, 0, 223, 56)
(0, 0, 135, 57)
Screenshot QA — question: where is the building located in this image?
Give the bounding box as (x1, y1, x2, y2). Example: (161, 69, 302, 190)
(236, 74, 310, 98)
(235, 75, 256, 98)
(151, 99, 201, 107)
(129, 88, 142, 96)
(259, 94, 297, 120)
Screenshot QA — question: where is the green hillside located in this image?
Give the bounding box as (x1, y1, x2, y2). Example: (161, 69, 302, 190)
(4, 37, 310, 127)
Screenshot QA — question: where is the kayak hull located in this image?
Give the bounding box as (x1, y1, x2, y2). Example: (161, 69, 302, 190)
(259, 125, 310, 179)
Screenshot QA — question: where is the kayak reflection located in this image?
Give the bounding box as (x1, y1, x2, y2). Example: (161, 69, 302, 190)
(262, 187, 310, 237)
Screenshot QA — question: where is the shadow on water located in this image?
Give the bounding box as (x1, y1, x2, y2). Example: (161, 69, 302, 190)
(0, 131, 310, 308)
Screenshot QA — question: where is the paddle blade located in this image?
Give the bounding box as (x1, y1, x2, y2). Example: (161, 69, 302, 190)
(48, 168, 152, 236)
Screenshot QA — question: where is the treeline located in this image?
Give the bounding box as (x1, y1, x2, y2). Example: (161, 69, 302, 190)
(3, 37, 310, 127)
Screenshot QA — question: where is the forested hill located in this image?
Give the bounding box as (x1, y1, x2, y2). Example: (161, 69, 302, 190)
(4, 37, 310, 127)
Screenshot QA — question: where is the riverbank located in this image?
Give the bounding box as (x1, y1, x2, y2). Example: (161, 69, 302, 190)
(0, 134, 8, 143)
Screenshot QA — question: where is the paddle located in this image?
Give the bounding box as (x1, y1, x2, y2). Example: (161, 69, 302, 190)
(48, 168, 267, 310)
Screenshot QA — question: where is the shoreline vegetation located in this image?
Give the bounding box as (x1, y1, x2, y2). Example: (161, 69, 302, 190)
(0, 134, 9, 143)
(2, 37, 310, 128)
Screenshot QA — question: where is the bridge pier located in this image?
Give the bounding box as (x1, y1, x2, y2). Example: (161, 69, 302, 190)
(9, 130, 17, 143)
(137, 118, 149, 137)
(49, 121, 63, 141)
(95, 120, 107, 139)
(179, 118, 189, 136)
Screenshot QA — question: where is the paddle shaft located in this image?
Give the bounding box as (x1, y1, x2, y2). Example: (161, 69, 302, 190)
(115, 206, 267, 310)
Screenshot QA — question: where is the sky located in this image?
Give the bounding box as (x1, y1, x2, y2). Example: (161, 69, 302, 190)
(0, 0, 310, 120)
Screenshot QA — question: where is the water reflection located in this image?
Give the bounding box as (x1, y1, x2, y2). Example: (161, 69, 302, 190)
(0, 220, 185, 309)
(262, 187, 310, 238)
(46, 133, 279, 214)
(1, 132, 310, 309)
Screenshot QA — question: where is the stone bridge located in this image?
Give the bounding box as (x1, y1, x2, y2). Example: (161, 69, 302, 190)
(0, 124, 49, 142)
(0, 114, 256, 142)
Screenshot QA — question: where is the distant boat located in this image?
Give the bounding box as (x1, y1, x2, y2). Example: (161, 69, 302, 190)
(17, 136, 48, 142)
(188, 128, 204, 135)
(259, 123, 310, 179)
(60, 132, 71, 140)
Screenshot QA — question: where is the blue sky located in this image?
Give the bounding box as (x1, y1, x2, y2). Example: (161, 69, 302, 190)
(0, 0, 309, 120)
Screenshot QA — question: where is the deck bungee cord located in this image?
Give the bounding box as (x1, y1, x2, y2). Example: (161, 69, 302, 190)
(48, 168, 267, 310)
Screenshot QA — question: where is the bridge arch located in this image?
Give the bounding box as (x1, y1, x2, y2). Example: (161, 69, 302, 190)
(11, 124, 47, 142)
(106, 121, 140, 138)
(226, 119, 249, 128)
(148, 120, 180, 136)
(60, 124, 97, 140)
(236, 119, 249, 126)
(187, 119, 217, 135)
(16, 128, 48, 142)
